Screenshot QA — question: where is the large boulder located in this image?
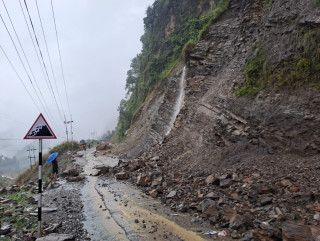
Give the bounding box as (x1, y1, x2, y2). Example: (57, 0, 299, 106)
(96, 142, 112, 151)
(62, 167, 79, 177)
(93, 165, 110, 175)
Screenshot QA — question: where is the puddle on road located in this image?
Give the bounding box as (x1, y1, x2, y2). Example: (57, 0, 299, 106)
(80, 151, 205, 241)
(96, 179, 205, 241)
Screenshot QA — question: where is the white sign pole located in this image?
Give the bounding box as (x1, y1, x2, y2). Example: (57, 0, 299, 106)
(24, 113, 56, 238)
(38, 139, 43, 237)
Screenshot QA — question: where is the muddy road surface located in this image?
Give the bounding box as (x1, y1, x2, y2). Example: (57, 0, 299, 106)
(79, 150, 230, 241)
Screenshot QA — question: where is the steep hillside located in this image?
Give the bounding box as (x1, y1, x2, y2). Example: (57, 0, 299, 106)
(115, 0, 226, 142)
(110, 1, 320, 239)
(115, 0, 320, 166)
(160, 0, 320, 171)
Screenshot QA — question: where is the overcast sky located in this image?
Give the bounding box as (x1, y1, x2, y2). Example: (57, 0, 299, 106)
(0, 0, 154, 157)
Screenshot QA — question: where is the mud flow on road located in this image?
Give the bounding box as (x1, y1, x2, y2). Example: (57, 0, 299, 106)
(79, 150, 223, 241)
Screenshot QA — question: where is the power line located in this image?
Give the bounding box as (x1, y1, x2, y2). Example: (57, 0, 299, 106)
(0, 1, 68, 139)
(18, 0, 64, 135)
(0, 138, 26, 141)
(19, 0, 54, 102)
(50, 0, 71, 116)
(23, 0, 64, 124)
(1, 0, 54, 129)
(0, 13, 47, 112)
(0, 44, 40, 112)
(0, 10, 65, 137)
(0, 15, 64, 138)
(34, 0, 66, 121)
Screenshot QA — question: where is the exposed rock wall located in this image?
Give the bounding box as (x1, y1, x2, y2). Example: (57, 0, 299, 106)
(116, 0, 320, 170)
(159, 0, 320, 171)
(115, 63, 186, 158)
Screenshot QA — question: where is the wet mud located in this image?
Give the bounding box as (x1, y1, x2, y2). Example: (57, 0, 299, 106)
(42, 150, 231, 240)
(80, 151, 212, 241)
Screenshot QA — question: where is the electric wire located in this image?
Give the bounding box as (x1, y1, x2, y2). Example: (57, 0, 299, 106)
(18, 0, 55, 103)
(0, 114, 64, 137)
(50, 0, 71, 116)
(1, 0, 56, 129)
(0, 139, 25, 141)
(18, 0, 64, 135)
(0, 10, 65, 137)
(23, 0, 64, 124)
(0, 13, 47, 114)
(0, 44, 40, 112)
(1, 1, 70, 141)
(34, 0, 66, 121)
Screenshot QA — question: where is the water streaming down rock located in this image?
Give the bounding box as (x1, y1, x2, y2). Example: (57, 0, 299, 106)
(165, 66, 186, 136)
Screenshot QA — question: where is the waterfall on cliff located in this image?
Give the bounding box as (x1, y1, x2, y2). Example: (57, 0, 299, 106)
(165, 66, 186, 136)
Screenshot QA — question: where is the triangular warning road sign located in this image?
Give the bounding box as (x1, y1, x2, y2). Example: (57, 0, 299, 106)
(24, 113, 57, 139)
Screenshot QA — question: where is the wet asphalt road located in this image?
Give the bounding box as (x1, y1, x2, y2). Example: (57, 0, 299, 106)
(79, 150, 207, 241)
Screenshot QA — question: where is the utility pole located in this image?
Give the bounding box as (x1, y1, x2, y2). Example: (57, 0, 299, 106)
(64, 115, 74, 142)
(27, 146, 36, 168)
(70, 115, 74, 142)
(32, 146, 36, 165)
(64, 115, 69, 141)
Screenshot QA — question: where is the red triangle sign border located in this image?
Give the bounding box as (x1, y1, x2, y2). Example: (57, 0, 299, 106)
(24, 113, 57, 139)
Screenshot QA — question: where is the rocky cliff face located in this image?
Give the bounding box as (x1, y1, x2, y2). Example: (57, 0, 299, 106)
(158, 0, 320, 172)
(118, 0, 320, 166)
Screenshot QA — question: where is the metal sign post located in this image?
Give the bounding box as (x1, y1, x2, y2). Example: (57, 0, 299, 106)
(38, 139, 42, 236)
(24, 113, 56, 237)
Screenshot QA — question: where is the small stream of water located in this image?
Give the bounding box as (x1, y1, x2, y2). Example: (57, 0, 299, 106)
(165, 66, 186, 136)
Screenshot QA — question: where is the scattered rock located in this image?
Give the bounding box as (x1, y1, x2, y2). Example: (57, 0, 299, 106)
(96, 142, 112, 151)
(0, 223, 12, 235)
(150, 189, 158, 198)
(281, 179, 293, 187)
(260, 196, 273, 205)
(167, 190, 177, 199)
(136, 174, 150, 186)
(115, 172, 129, 180)
(62, 168, 79, 177)
(282, 222, 314, 241)
(205, 175, 216, 185)
(151, 176, 163, 187)
(36, 233, 75, 241)
(66, 175, 85, 182)
(93, 165, 110, 175)
(90, 169, 101, 176)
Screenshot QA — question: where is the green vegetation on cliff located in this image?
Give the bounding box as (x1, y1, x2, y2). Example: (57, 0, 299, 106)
(115, 0, 230, 141)
(236, 28, 320, 96)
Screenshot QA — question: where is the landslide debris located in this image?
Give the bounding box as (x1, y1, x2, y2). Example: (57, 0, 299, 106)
(0, 150, 86, 241)
(104, 149, 320, 241)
